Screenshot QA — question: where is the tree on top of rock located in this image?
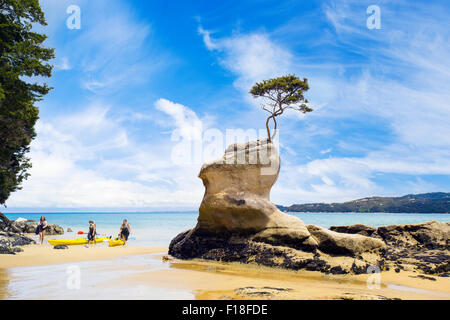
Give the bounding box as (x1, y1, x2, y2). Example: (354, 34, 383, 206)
(250, 75, 312, 142)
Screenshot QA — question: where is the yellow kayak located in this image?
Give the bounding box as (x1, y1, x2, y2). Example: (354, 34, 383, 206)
(108, 238, 125, 247)
(48, 237, 111, 246)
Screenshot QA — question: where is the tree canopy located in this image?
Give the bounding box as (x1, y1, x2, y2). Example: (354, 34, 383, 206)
(0, 0, 54, 205)
(250, 74, 312, 142)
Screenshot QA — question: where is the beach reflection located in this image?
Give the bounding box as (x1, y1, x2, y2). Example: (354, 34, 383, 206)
(0, 268, 10, 300)
(3, 254, 192, 300)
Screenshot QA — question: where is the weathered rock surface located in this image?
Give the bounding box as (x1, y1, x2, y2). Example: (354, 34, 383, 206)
(1, 213, 62, 254)
(329, 221, 450, 276)
(10, 219, 64, 235)
(306, 225, 385, 256)
(375, 220, 449, 249)
(169, 140, 386, 274)
(0, 231, 35, 254)
(196, 140, 311, 240)
(330, 224, 377, 237)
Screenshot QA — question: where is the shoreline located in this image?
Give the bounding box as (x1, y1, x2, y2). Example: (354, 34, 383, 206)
(0, 243, 167, 269)
(2, 245, 449, 300)
(125, 256, 450, 300)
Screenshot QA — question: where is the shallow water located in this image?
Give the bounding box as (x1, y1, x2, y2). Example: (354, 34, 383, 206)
(4, 253, 449, 300)
(3, 254, 193, 300)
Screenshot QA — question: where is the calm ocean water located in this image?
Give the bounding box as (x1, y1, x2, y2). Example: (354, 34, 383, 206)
(5, 212, 450, 247)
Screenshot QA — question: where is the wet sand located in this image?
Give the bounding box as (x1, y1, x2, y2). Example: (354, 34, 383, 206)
(0, 244, 166, 269)
(117, 256, 450, 300)
(1, 248, 449, 300)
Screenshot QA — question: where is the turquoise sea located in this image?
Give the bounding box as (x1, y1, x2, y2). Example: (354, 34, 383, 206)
(5, 211, 450, 247)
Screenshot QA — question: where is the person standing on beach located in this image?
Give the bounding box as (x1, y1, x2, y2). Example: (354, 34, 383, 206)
(35, 216, 48, 245)
(88, 221, 97, 245)
(119, 219, 131, 245)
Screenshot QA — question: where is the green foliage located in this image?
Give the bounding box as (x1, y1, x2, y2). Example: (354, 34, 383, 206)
(0, 0, 54, 205)
(279, 193, 450, 213)
(250, 75, 312, 141)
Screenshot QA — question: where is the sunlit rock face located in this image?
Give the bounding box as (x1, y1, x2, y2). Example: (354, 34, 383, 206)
(196, 139, 311, 241)
(169, 140, 386, 274)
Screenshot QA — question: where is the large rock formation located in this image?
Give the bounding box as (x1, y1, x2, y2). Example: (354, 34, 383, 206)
(169, 140, 386, 274)
(196, 140, 314, 247)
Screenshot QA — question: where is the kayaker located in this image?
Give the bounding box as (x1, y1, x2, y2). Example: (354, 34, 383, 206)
(119, 219, 131, 245)
(35, 216, 48, 245)
(88, 220, 97, 244)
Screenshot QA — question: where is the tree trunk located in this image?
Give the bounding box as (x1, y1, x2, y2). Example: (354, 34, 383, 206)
(0, 212, 11, 226)
(271, 116, 277, 140)
(266, 114, 275, 142)
(0, 212, 11, 232)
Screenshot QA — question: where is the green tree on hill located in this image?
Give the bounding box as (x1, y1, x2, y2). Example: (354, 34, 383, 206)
(0, 0, 54, 205)
(250, 75, 312, 142)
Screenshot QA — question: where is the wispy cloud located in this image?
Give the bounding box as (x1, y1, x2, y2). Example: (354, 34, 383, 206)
(7, 101, 205, 209)
(155, 98, 203, 141)
(198, 25, 292, 92)
(7, 0, 449, 210)
(198, 1, 450, 205)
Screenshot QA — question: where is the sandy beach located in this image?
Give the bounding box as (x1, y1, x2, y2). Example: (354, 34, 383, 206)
(0, 244, 166, 269)
(1, 245, 449, 300)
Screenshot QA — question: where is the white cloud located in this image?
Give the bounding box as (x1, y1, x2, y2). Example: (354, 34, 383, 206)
(42, 0, 172, 95)
(199, 26, 292, 91)
(13, 1, 448, 209)
(154, 98, 203, 141)
(320, 147, 332, 155)
(198, 2, 450, 204)
(6, 101, 205, 209)
(55, 57, 71, 70)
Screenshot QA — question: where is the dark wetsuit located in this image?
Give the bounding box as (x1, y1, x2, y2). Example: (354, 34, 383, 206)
(120, 224, 130, 240)
(88, 224, 96, 241)
(35, 221, 47, 235)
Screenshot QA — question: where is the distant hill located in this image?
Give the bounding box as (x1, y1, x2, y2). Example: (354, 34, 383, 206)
(277, 192, 450, 213)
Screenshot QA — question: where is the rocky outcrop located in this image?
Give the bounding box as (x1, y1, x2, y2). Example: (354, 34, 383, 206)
(330, 224, 377, 237)
(1, 213, 64, 235)
(375, 221, 449, 276)
(329, 221, 450, 276)
(307, 225, 385, 256)
(0, 213, 63, 254)
(196, 140, 312, 240)
(10, 219, 64, 235)
(375, 220, 449, 249)
(0, 231, 35, 254)
(169, 140, 386, 274)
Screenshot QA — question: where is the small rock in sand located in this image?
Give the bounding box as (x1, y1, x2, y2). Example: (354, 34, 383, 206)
(54, 244, 69, 250)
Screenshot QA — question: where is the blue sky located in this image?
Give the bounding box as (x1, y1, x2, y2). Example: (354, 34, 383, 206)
(5, 0, 450, 211)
